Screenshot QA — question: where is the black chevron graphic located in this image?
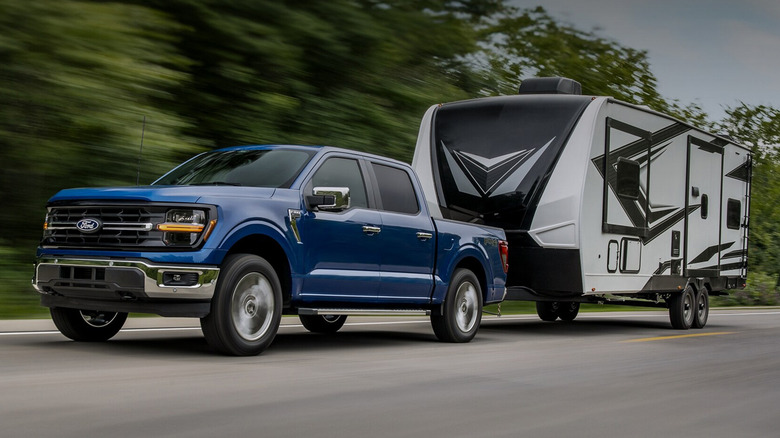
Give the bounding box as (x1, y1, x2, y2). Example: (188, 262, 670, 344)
(726, 161, 750, 182)
(689, 242, 735, 264)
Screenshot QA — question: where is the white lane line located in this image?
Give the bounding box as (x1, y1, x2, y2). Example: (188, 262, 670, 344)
(0, 319, 434, 337)
(2, 311, 778, 337)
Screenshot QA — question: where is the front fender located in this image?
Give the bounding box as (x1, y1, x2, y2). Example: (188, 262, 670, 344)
(216, 219, 300, 272)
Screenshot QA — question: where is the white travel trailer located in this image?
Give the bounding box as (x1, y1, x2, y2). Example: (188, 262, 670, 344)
(412, 78, 752, 329)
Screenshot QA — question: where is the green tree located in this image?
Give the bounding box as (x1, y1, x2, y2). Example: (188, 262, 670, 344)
(0, 0, 199, 316)
(482, 6, 710, 125)
(717, 104, 780, 289)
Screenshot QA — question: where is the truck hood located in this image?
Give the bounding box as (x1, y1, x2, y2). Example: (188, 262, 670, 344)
(48, 186, 276, 204)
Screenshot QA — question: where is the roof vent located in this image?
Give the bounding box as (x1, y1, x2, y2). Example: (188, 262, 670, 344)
(518, 77, 582, 95)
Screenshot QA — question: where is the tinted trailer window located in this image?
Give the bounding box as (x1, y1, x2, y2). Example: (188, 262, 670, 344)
(432, 95, 591, 230)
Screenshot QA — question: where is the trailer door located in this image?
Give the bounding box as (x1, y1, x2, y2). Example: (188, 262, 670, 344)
(685, 137, 723, 277)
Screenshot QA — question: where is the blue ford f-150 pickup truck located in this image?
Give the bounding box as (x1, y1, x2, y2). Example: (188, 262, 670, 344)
(33, 145, 508, 355)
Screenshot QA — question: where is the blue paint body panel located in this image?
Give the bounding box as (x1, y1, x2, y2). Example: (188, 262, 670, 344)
(36, 145, 507, 315)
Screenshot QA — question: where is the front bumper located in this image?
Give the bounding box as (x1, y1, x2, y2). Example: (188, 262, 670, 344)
(33, 257, 220, 301)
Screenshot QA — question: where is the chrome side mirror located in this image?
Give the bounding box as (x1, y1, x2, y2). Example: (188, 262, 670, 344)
(308, 187, 350, 211)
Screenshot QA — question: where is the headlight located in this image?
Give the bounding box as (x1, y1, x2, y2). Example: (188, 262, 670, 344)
(158, 209, 213, 246)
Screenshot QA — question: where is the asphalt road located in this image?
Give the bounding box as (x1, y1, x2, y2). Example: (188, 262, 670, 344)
(1, 309, 779, 438)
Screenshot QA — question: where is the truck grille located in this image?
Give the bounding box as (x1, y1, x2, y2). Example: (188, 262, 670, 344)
(43, 205, 168, 249)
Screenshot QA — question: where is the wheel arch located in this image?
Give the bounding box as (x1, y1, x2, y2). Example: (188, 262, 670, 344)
(223, 234, 293, 309)
(453, 255, 488, 303)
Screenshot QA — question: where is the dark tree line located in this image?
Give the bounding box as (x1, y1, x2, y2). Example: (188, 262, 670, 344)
(0, 0, 777, 315)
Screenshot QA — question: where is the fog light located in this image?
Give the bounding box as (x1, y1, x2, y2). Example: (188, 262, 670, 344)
(162, 272, 199, 286)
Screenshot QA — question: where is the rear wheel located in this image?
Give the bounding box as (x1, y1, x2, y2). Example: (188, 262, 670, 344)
(50, 308, 127, 342)
(299, 314, 348, 333)
(692, 288, 709, 329)
(556, 302, 580, 322)
(201, 254, 282, 356)
(536, 302, 559, 322)
(431, 269, 482, 343)
(668, 286, 695, 330)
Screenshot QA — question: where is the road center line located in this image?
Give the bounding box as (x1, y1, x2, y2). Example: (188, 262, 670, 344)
(622, 332, 736, 343)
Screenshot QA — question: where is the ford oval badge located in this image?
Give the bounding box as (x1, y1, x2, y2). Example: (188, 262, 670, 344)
(76, 218, 102, 234)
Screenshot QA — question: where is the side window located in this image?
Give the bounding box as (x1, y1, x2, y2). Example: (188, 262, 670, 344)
(727, 198, 741, 230)
(311, 158, 368, 208)
(616, 157, 640, 200)
(371, 163, 420, 215)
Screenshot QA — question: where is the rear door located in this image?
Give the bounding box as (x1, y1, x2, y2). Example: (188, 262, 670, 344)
(685, 137, 723, 276)
(369, 162, 435, 303)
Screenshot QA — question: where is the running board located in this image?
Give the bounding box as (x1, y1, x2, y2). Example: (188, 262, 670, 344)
(298, 308, 431, 316)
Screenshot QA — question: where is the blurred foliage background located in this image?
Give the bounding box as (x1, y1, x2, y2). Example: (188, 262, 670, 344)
(1, 0, 778, 317)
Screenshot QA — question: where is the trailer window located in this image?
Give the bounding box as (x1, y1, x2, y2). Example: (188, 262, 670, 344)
(700, 194, 709, 219)
(727, 198, 741, 229)
(432, 95, 592, 227)
(616, 158, 640, 200)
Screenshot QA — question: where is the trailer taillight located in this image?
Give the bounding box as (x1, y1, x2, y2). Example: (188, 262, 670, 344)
(499, 240, 509, 273)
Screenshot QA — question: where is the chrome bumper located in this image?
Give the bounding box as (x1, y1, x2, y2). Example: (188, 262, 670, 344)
(33, 257, 220, 300)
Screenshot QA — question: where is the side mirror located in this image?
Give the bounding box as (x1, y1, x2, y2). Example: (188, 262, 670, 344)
(307, 187, 350, 211)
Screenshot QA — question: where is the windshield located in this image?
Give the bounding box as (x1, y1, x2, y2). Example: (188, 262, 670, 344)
(153, 148, 316, 188)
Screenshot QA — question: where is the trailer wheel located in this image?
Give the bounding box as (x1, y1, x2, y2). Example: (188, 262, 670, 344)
(50, 308, 127, 342)
(556, 302, 580, 322)
(299, 314, 348, 333)
(201, 254, 282, 356)
(536, 302, 559, 322)
(668, 287, 695, 330)
(431, 268, 482, 343)
(692, 289, 709, 329)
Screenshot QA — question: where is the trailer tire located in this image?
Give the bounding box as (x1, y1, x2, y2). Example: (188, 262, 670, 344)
(692, 288, 709, 329)
(668, 287, 695, 330)
(299, 314, 348, 333)
(556, 302, 580, 322)
(50, 308, 127, 342)
(431, 269, 482, 343)
(536, 302, 559, 322)
(201, 254, 282, 356)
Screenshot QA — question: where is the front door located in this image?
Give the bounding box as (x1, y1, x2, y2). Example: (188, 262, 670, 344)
(299, 156, 381, 303)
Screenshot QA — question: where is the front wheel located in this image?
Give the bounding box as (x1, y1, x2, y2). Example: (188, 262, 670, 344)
(50, 308, 127, 342)
(536, 302, 559, 322)
(299, 314, 348, 333)
(668, 286, 695, 330)
(201, 254, 282, 356)
(431, 269, 482, 343)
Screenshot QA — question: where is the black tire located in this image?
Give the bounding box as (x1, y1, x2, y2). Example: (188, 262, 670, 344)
(536, 301, 559, 322)
(50, 308, 127, 342)
(201, 254, 283, 356)
(556, 302, 580, 322)
(431, 269, 482, 343)
(692, 288, 709, 329)
(299, 314, 348, 333)
(668, 286, 695, 330)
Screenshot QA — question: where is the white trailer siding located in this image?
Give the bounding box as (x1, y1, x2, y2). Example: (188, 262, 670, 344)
(413, 94, 750, 299)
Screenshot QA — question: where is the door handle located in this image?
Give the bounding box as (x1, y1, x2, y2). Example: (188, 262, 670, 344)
(362, 225, 381, 235)
(416, 232, 433, 240)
